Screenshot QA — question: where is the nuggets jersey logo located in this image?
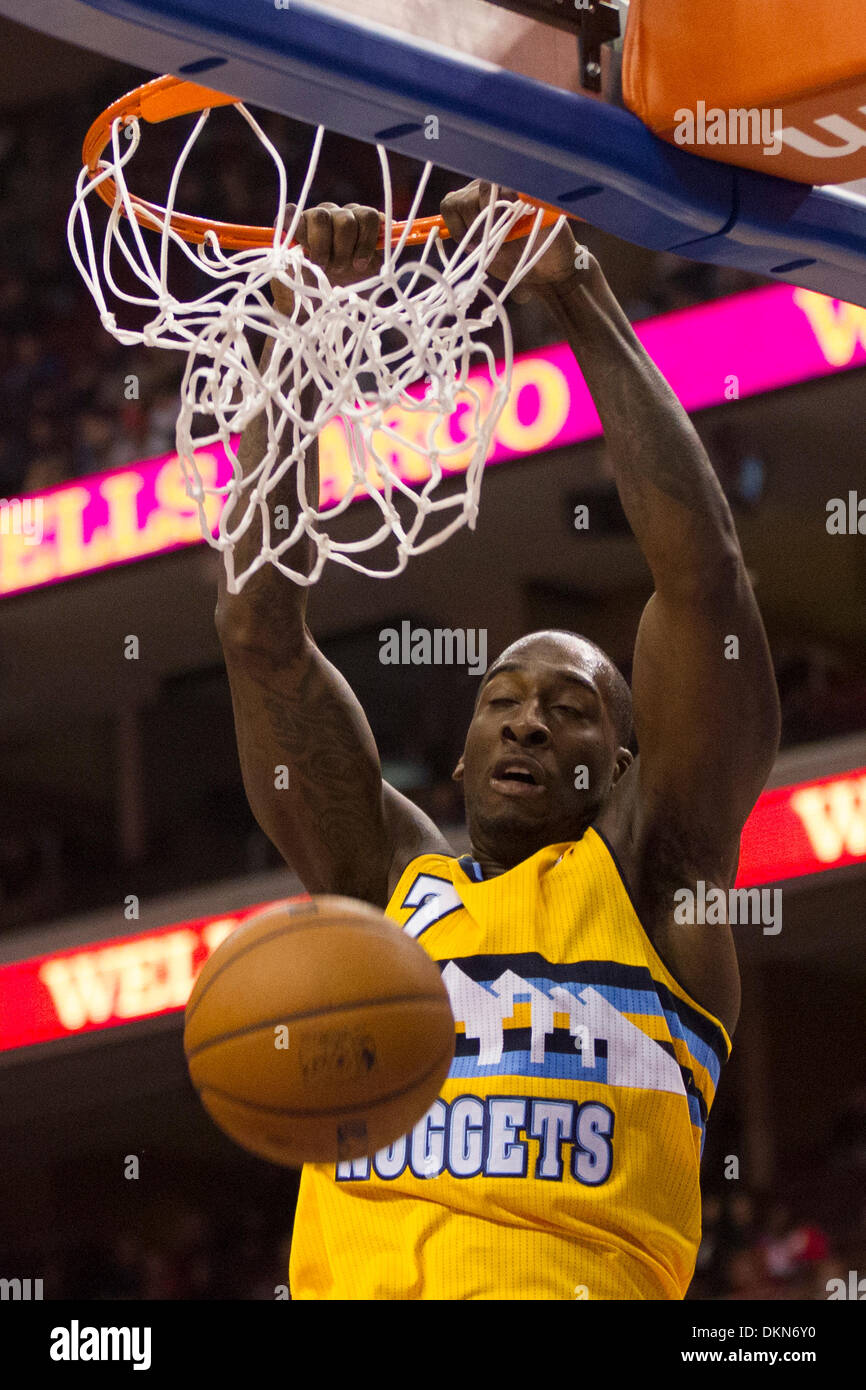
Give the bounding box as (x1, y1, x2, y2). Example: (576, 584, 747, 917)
(289, 828, 731, 1301)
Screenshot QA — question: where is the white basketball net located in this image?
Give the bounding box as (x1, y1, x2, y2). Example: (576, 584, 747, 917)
(68, 102, 565, 590)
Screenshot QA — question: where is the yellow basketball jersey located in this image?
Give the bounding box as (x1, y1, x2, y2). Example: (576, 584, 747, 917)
(289, 829, 731, 1300)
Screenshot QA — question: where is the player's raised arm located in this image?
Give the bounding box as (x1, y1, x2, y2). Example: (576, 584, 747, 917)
(215, 204, 451, 907)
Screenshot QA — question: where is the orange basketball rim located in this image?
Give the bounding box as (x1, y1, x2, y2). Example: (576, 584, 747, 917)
(81, 73, 568, 252)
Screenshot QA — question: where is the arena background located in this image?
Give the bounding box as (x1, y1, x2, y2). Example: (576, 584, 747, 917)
(0, 12, 865, 1301)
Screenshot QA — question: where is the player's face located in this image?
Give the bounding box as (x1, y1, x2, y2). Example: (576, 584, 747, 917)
(455, 638, 625, 863)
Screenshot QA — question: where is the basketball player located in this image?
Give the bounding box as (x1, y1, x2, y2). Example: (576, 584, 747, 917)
(215, 184, 780, 1299)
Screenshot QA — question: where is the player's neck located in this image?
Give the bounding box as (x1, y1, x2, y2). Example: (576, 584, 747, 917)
(469, 822, 591, 879)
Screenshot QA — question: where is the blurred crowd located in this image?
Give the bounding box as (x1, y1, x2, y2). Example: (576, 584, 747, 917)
(0, 90, 186, 498)
(26, 1203, 295, 1301)
(689, 1089, 866, 1300)
(689, 1191, 860, 1301)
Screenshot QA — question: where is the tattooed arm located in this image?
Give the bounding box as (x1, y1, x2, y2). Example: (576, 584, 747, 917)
(215, 625, 450, 907)
(215, 204, 451, 908)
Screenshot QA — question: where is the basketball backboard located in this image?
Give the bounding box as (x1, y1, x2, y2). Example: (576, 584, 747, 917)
(2, 0, 866, 305)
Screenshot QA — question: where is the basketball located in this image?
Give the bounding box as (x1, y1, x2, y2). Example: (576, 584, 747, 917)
(183, 896, 456, 1167)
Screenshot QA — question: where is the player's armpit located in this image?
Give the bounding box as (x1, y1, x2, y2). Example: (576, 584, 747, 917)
(218, 628, 449, 907)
